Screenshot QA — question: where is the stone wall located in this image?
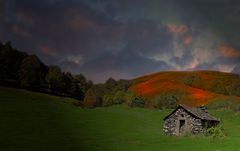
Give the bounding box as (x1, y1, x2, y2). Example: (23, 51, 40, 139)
(163, 108, 203, 135)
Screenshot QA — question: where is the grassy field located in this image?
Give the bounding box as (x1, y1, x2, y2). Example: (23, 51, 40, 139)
(1, 87, 240, 151)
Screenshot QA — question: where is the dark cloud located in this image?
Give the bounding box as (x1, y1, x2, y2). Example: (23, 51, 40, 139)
(67, 50, 172, 82)
(1, 0, 240, 82)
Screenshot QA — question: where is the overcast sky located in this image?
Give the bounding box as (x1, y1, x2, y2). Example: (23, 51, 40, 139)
(1, 0, 240, 82)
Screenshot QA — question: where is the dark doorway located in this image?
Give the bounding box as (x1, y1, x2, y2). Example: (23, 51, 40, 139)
(180, 120, 185, 128)
(179, 120, 185, 135)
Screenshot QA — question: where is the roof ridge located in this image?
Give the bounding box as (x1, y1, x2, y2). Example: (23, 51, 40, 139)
(179, 104, 219, 121)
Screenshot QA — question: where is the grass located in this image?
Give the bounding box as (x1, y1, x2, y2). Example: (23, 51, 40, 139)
(1, 87, 240, 151)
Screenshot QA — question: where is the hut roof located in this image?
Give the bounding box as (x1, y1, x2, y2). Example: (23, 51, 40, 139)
(163, 104, 220, 122)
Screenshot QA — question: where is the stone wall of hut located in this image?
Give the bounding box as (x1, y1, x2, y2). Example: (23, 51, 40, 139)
(163, 108, 203, 135)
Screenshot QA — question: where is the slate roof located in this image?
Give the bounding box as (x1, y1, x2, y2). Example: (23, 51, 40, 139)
(163, 104, 220, 121)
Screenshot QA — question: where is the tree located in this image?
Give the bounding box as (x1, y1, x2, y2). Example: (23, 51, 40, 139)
(19, 55, 47, 89)
(113, 91, 126, 104)
(102, 94, 114, 106)
(70, 77, 84, 100)
(45, 66, 65, 93)
(62, 72, 73, 94)
(74, 74, 92, 94)
(0, 42, 27, 82)
(105, 77, 117, 91)
(102, 91, 126, 106)
(129, 96, 145, 108)
(114, 79, 131, 92)
(124, 91, 144, 107)
(83, 88, 101, 108)
(153, 92, 178, 109)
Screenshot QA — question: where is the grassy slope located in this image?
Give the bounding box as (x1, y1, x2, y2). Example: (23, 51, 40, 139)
(130, 70, 240, 106)
(1, 87, 240, 151)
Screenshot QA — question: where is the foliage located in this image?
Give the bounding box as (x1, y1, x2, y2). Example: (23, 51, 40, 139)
(129, 97, 145, 108)
(74, 74, 93, 95)
(19, 55, 47, 89)
(153, 91, 180, 109)
(114, 79, 131, 91)
(83, 88, 101, 108)
(70, 77, 83, 100)
(124, 91, 138, 104)
(0, 41, 27, 81)
(90, 79, 132, 107)
(102, 91, 125, 106)
(102, 94, 114, 106)
(45, 66, 65, 93)
(205, 126, 226, 138)
(0, 42, 92, 100)
(105, 77, 117, 90)
(123, 91, 145, 108)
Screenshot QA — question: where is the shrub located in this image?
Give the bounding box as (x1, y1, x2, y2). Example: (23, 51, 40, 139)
(102, 91, 127, 106)
(102, 94, 114, 106)
(125, 91, 138, 106)
(124, 91, 145, 108)
(130, 97, 145, 108)
(205, 126, 226, 138)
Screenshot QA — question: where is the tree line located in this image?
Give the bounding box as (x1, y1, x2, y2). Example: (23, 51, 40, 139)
(0, 41, 143, 108)
(0, 41, 94, 100)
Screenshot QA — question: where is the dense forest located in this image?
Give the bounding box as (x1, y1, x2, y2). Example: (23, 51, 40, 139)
(0, 42, 144, 108)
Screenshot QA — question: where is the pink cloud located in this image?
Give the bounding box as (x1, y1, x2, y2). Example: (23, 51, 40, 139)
(167, 24, 187, 34)
(40, 46, 57, 56)
(218, 44, 240, 58)
(67, 15, 98, 31)
(183, 35, 192, 45)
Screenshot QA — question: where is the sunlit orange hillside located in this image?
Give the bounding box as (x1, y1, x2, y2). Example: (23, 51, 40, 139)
(129, 71, 240, 107)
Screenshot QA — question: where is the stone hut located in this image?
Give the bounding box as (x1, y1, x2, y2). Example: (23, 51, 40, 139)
(163, 104, 220, 136)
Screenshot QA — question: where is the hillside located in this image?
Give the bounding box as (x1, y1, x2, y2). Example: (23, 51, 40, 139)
(0, 87, 240, 151)
(129, 71, 240, 107)
(1, 87, 240, 151)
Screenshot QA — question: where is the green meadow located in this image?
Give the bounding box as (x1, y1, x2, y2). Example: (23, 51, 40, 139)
(1, 87, 240, 151)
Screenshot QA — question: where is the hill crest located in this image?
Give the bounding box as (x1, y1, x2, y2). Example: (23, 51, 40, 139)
(129, 70, 240, 107)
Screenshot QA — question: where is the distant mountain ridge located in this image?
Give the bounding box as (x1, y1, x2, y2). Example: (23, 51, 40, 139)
(129, 71, 240, 107)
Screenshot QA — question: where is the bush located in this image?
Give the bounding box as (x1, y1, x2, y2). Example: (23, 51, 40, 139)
(129, 97, 145, 108)
(153, 92, 180, 109)
(205, 126, 226, 138)
(102, 91, 127, 107)
(124, 91, 146, 108)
